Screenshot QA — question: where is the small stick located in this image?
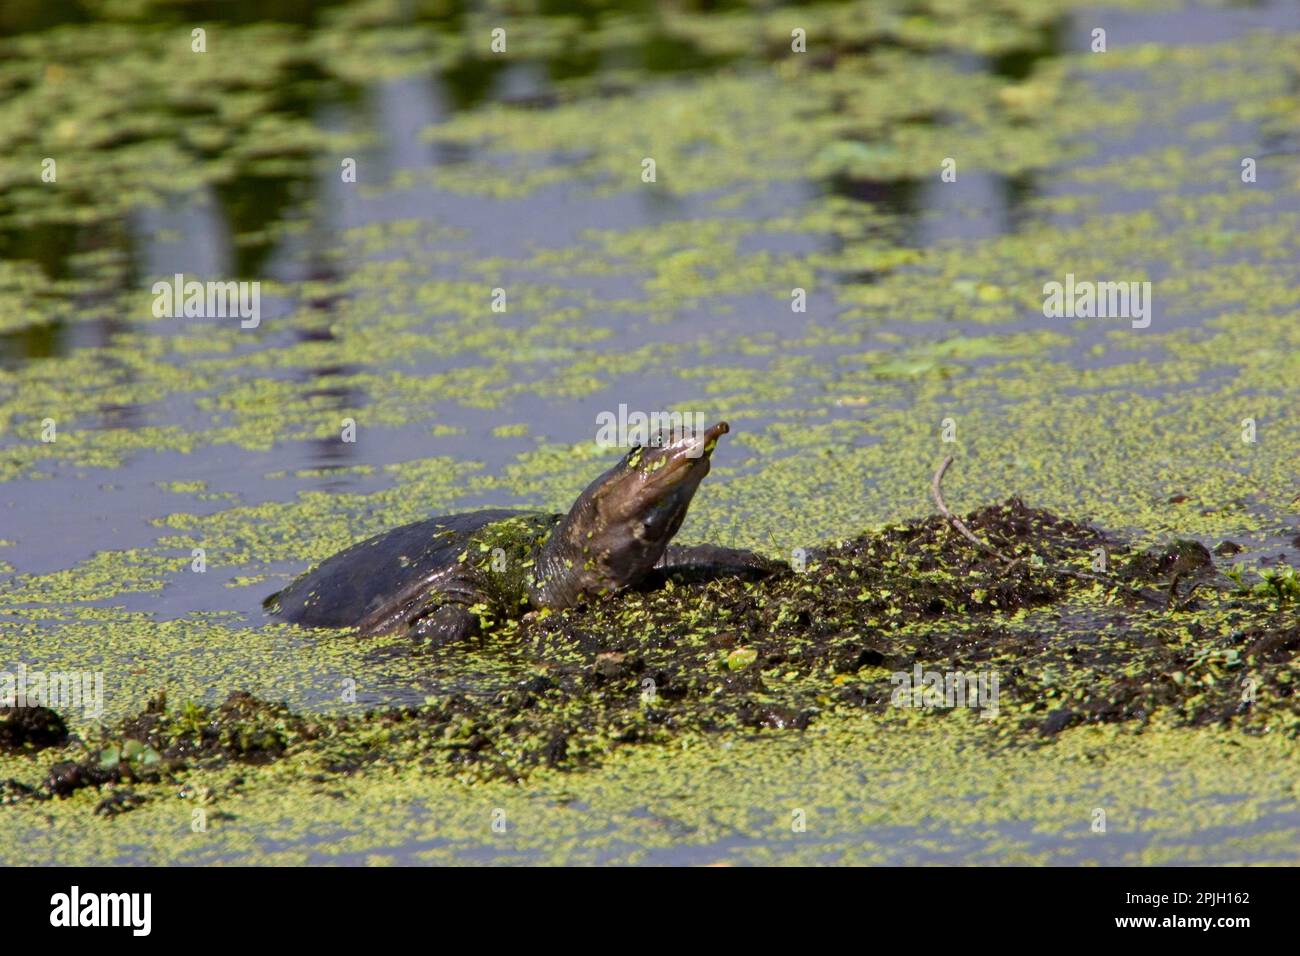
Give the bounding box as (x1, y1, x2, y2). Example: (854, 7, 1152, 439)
(930, 455, 1007, 560)
(929, 455, 1169, 609)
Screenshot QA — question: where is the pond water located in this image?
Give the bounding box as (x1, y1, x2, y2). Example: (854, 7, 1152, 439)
(1, 0, 1298, 864)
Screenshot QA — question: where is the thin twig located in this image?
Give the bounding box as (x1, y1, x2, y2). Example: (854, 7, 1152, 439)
(929, 455, 1169, 609)
(930, 455, 1008, 561)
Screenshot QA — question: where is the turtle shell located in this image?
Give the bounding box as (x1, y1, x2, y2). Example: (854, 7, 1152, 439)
(265, 509, 555, 630)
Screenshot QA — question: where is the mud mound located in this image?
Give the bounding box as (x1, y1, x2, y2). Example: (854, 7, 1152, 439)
(6, 501, 1298, 808)
(0, 705, 68, 752)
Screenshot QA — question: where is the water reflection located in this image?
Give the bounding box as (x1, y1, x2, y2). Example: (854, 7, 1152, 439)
(0, 0, 799, 372)
(987, 17, 1066, 80)
(298, 258, 363, 474)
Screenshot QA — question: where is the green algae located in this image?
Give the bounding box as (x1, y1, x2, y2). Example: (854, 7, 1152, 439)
(2, 0, 1299, 863)
(3, 708, 1297, 865)
(7, 122, 1297, 529)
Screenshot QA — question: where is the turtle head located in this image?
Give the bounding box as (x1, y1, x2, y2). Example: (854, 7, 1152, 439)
(530, 421, 729, 607)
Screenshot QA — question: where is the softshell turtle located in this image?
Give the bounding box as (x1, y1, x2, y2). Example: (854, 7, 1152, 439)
(265, 422, 783, 644)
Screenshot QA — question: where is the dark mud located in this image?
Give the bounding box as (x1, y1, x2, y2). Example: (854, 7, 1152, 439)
(0, 704, 67, 751)
(5, 499, 1296, 816)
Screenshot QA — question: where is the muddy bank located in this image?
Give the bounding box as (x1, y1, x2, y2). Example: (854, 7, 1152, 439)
(4, 499, 1295, 817)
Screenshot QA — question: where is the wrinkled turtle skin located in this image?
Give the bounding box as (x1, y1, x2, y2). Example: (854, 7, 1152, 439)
(265, 423, 785, 645)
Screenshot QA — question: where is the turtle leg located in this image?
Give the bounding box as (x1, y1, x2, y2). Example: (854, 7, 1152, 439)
(651, 544, 788, 585)
(409, 603, 481, 647)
